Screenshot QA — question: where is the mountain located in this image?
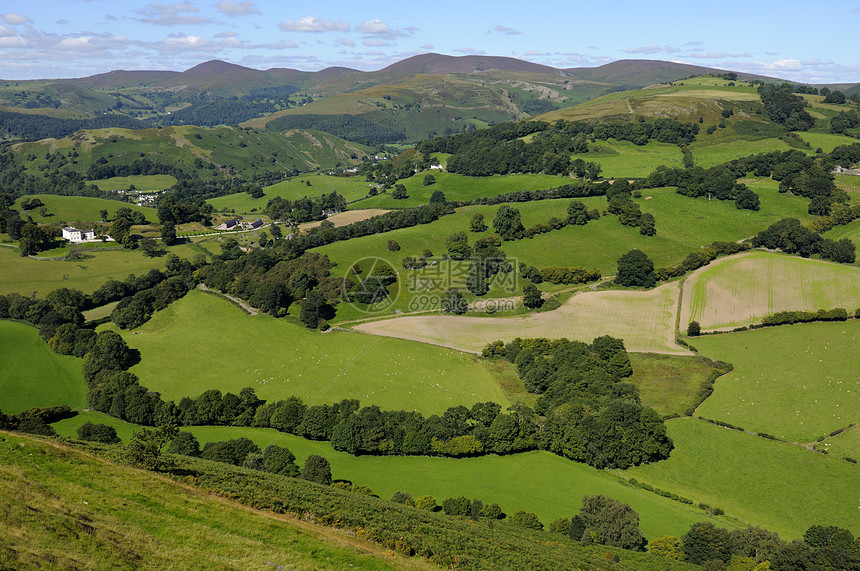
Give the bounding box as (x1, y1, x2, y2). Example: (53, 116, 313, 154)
(377, 53, 565, 76)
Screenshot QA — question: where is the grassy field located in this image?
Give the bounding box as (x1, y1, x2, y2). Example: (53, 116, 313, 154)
(208, 174, 373, 214)
(814, 424, 860, 459)
(352, 172, 571, 210)
(50, 418, 725, 540)
(301, 209, 390, 230)
(824, 219, 860, 247)
(0, 320, 87, 414)
(570, 139, 684, 179)
(90, 174, 177, 192)
(691, 321, 860, 443)
(0, 242, 201, 296)
(680, 252, 860, 330)
(627, 354, 722, 417)
(794, 131, 859, 153)
(688, 137, 795, 169)
(14, 194, 157, 224)
(113, 291, 509, 414)
(625, 417, 858, 539)
(353, 281, 686, 355)
(319, 184, 811, 321)
(0, 432, 408, 570)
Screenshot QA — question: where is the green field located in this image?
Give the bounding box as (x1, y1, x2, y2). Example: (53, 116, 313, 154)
(50, 417, 724, 540)
(824, 219, 860, 247)
(794, 131, 859, 153)
(0, 242, 200, 296)
(691, 321, 860, 442)
(688, 137, 795, 169)
(815, 424, 860, 459)
(317, 184, 811, 321)
(353, 282, 686, 355)
(208, 174, 373, 214)
(113, 291, 509, 414)
(625, 417, 858, 539)
(627, 354, 722, 417)
(14, 194, 157, 224)
(0, 432, 404, 570)
(680, 252, 860, 330)
(90, 174, 177, 192)
(571, 139, 685, 179)
(0, 320, 87, 414)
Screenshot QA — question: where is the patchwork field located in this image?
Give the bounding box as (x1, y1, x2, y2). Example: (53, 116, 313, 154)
(0, 242, 200, 296)
(0, 320, 87, 414)
(815, 424, 860, 459)
(627, 354, 722, 417)
(624, 417, 858, 540)
(824, 219, 860, 247)
(570, 139, 685, 179)
(208, 173, 372, 214)
(49, 416, 724, 540)
(692, 321, 860, 442)
(300, 209, 390, 230)
(113, 291, 509, 414)
(688, 137, 795, 169)
(795, 131, 859, 153)
(13, 194, 157, 224)
(354, 281, 687, 355)
(90, 174, 177, 192)
(680, 251, 860, 330)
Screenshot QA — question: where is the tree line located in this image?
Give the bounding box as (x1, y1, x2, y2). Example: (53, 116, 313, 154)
(0, 109, 153, 141)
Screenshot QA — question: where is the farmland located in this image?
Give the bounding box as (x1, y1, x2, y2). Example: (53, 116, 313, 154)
(680, 251, 860, 330)
(815, 424, 860, 459)
(691, 320, 860, 442)
(0, 242, 201, 296)
(13, 194, 157, 224)
(570, 139, 684, 179)
(353, 281, 686, 355)
(90, 174, 177, 192)
(112, 291, 510, 414)
(624, 417, 859, 540)
(0, 320, 87, 413)
(627, 354, 723, 417)
(208, 173, 373, 213)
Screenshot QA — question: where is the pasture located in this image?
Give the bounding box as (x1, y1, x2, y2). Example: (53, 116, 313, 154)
(679, 251, 860, 330)
(14, 194, 156, 224)
(624, 417, 858, 540)
(688, 137, 795, 169)
(0, 320, 87, 414)
(300, 209, 390, 230)
(353, 281, 687, 355)
(815, 425, 860, 459)
(114, 291, 509, 415)
(627, 354, 722, 417)
(0, 242, 200, 296)
(51, 421, 719, 540)
(570, 139, 685, 179)
(692, 320, 860, 443)
(90, 174, 177, 192)
(795, 131, 859, 153)
(824, 219, 860, 246)
(208, 173, 372, 214)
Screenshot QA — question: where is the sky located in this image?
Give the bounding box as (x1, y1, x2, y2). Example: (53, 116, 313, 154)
(0, 1, 858, 84)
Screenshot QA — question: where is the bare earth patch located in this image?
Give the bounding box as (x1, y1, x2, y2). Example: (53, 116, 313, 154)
(301, 209, 390, 230)
(354, 282, 689, 355)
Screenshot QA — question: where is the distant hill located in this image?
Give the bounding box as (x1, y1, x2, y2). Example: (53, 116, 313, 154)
(378, 53, 564, 76)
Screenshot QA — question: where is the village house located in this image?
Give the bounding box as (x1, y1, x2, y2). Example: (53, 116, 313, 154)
(61, 227, 96, 242)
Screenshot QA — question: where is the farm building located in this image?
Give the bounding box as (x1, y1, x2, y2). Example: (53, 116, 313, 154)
(215, 218, 240, 231)
(61, 227, 96, 242)
(241, 219, 263, 230)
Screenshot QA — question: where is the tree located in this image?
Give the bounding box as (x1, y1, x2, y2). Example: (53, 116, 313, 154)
(522, 283, 543, 309)
(442, 496, 471, 516)
(391, 184, 408, 199)
(423, 173, 436, 186)
(126, 424, 179, 470)
(585, 161, 602, 180)
(99, 209, 108, 222)
(638, 212, 656, 236)
(441, 288, 468, 314)
(649, 535, 684, 560)
(735, 187, 761, 211)
(160, 221, 177, 245)
(263, 444, 299, 476)
(682, 522, 732, 565)
(493, 205, 524, 240)
(76, 422, 120, 444)
(567, 200, 589, 225)
(446, 231, 472, 259)
(391, 491, 415, 506)
(110, 217, 131, 246)
(578, 495, 645, 551)
(415, 495, 437, 511)
(549, 517, 571, 534)
(510, 510, 543, 530)
(469, 213, 487, 232)
(167, 431, 200, 457)
(139, 237, 160, 257)
(300, 290, 326, 329)
(687, 321, 701, 336)
(300, 454, 332, 485)
(429, 190, 446, 204)
(616, 249, 656, 288)
(386, 239, 400, 252)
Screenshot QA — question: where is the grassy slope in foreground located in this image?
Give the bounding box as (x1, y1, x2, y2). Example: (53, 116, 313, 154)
(0, 241, 201, 296)
(0, 432, 411, 571)
(624, 417, 859, 540)
(14, 194, 157, 224)
(680, 251, 860, 331)
(49, 415, 725, 541)
(692, 320, 860, 442)
(116, 290, 509, 415)
(353, 281, 686, 355)
(0, 320, 86, 414)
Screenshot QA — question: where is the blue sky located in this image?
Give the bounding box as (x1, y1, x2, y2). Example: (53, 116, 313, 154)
(0, 1, 857, 83)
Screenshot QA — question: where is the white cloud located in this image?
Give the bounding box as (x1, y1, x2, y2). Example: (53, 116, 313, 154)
(251, 40, 298, 50)
(2, 13, 32, 25)
(0, 36, 30, 48)
(624, 44, 662, 54)
(453, 47, 486, 55)
(136, 1, 212, 26)
(278, 16, 349, 33)
(151, 33, 220, 52)
(758, 58, 803, 71)
(363, 39, 389, 47)
(489, 25, 521, 35)
(214, 31, 238, 38)
(335, 37, 354, 47)
(0, 24, 13, 37)
(358, 19, 390, 35)
(56, 19, 69, 25)
(216, 0, 260, 16)
(420, 43, 434, 50)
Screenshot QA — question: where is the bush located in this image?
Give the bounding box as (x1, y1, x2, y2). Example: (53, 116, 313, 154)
(415, 495, 438, 511)
(167, 431, 200, 456)
(509, 510, 543, 530)
(300, 454, 332, 485)
(391, 491, 415, 506)
(687, 321, 701, 336)
(76, 422, 120, 444)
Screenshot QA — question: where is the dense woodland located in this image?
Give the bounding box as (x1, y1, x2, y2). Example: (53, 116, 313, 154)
(266, 113, 407, 144)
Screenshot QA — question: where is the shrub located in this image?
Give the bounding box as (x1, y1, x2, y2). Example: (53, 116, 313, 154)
(415, 495, 438, 511)
(509, 510, 543, 531)
(300, 454, 332, 485)
(76, 422, 121, 444)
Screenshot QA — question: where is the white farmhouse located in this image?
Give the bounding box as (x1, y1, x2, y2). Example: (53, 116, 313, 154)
(62, 227, 96, 242)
